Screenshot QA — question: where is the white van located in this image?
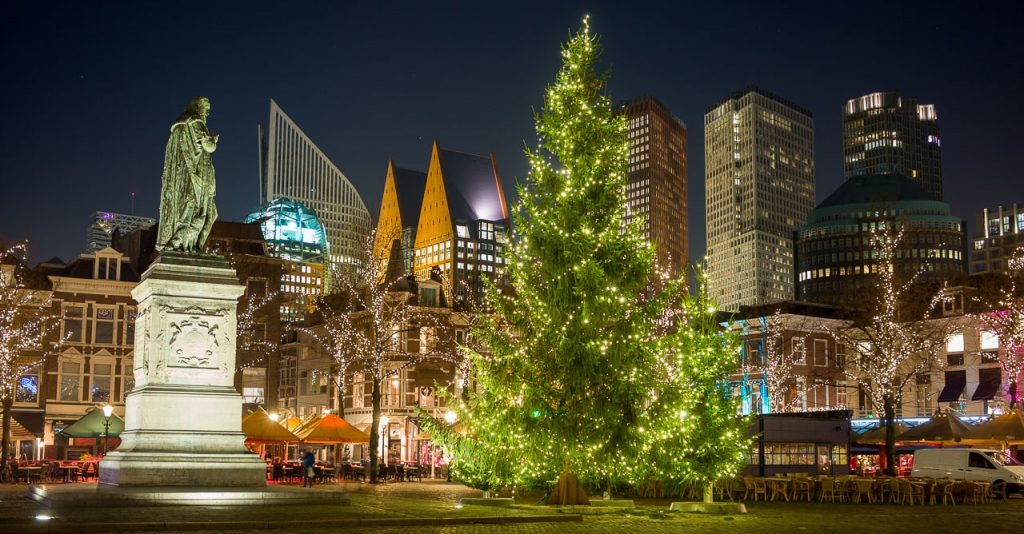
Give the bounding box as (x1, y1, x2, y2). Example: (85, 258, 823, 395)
(912, 449, 1024, 493)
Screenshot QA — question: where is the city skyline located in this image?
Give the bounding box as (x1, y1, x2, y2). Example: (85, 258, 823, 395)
(2, 2, 1020, 265)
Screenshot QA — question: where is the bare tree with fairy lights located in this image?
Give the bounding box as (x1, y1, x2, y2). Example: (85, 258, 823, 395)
(0, 244, 58, 474)
(973, 246, 1024, 409)
(824, 227, 954, 476)
(300, 230, 467, 483)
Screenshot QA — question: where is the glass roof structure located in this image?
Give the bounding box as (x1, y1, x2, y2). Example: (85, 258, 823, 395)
(245, 197, 329, 263)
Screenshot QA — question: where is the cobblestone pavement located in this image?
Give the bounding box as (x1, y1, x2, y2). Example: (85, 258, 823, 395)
(4, 481, 1024, 533)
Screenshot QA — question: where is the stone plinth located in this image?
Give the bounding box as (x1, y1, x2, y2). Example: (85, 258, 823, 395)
(100, 253, 265, 487)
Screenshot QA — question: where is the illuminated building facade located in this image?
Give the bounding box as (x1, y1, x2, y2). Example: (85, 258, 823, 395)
(374, 160, 427, 280)
(412, 141, 509, 303)
(843, 92, 943, 200)
(246, 198, 328, 321)
(971, 203, 1024, 274)
(86, 212, 155, 252)
(259, 99, 371, 273)
(705, 88, 816, 311)
(795, 174, 965, 307)
(621, 97, 689, 274)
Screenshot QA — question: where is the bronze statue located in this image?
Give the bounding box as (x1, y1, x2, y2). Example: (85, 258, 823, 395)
(156, 96, 219, 253)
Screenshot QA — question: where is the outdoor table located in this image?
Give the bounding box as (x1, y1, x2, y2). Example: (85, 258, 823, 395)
(21, 466, 42, 483)
(60, 464, 81, 482)
(405, 465, 419, 481)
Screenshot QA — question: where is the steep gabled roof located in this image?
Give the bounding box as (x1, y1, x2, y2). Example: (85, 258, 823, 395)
(392, 165, 427, 230)
(437, 147, 507, 222)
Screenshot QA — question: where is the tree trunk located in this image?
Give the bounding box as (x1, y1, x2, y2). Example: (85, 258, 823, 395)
(1, 396, 11, 469)
(368, 377, 382, 483)
(703, 482, 714, 504)
(883, 399, 897, 477)
(1010, 380, 1019, 410)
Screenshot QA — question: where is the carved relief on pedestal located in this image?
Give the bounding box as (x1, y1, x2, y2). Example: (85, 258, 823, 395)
(168, 317, 219, 368)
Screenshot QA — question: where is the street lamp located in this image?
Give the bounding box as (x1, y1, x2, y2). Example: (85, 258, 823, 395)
(268, 412, 280, 422)
(444, 410, 457, 424)
(101, 405, 114, 457)
(379, 415, 389, 467)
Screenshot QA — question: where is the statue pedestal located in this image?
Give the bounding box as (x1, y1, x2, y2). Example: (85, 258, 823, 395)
(100, 253, 265, 487)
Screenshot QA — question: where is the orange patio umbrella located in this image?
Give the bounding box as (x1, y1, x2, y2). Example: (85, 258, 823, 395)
(242, 408, 300, 443)
(297, 413, 371, 444)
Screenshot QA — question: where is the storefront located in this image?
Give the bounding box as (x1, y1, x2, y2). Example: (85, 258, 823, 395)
(746, 410, 852, 477)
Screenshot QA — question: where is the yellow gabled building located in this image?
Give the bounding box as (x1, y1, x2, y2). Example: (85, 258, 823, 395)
(374, 160, 427, 281)
(412, 141, 509, 304)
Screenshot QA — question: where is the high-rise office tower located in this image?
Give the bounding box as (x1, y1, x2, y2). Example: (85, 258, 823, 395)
(86, 211, 155, 252)
(621, 98, 688, 274)
(842, 92, 943, 199)
(259, 99, 371, 273)
(705, 88, 816, 311)
(971, 203, 1024, 274)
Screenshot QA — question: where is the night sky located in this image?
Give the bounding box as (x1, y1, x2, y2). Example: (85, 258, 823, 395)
(2, 1, 1021, 264)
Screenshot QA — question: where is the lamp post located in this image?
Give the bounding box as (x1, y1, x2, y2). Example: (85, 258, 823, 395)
(379, 415, 389, 467)
(101, 405, 114, 457)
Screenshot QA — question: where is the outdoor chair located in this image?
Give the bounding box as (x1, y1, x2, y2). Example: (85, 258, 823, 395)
(967, 482, 986, 504)
(819, 478, 843, 503)
(10, 464, 28, 484)
(990, 481, 1008, 502)
(898, 480, 924, 505)
(713, 479, 731, 501)
(44, 463, 60, 483)
(395, 464, 405, 481)
(935, 481, 956, 505)
(80, 462, 95, 481)
(792, 478, 812, 502)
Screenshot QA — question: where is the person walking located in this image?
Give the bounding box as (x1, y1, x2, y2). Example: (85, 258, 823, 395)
(302, 449, 316, 488)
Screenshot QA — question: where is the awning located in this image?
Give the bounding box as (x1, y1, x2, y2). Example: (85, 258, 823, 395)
(938, 370, 966, 402)
(972, 368, 1002, 401)
(11, 411, 45, 435)
(60, 408, 125, 438)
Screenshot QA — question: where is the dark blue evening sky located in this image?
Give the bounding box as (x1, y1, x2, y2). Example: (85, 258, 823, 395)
(1, 1, 1021, 263)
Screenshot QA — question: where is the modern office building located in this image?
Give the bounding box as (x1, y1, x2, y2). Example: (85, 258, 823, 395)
(413, 141, 509, 303)
(971, 203, 1024, 274)
(621, 97, 689, 274)
(705, 87, 816, 311)
(842, 92, 943, 199)
(374, 160, 427, 280)
(245, 198, 329, 321)
(795, 174, 965, 307)
(86, 212, 155, 252)
(259, 99, 371, 274)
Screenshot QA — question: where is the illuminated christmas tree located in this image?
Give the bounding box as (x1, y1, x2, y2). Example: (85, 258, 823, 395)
(424, 18, 746, 501)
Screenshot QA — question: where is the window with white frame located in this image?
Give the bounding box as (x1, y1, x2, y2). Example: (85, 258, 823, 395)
(792, 337, 807, 365)
(90, 362, 113, 402)
(59, 360, 82, 401)
(385, 376, 401, 407)
(795, 377, 807, 410)
(813, 339, 828, 367)
(15, 375, 39, 404)
(351, 373, 364, 408)
(62, 305, 85, 343)
(125, 308, 137, 345)
(94, 306, 116, 345)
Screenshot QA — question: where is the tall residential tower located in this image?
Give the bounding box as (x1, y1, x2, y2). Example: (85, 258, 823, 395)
(842, 92, 943, 199)
(705, 88, 815, 311)
(621, 97, 688, 274)
(259, 100, 371, 273)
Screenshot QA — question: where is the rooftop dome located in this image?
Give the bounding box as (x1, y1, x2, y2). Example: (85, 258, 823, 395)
(245, 197, 328, 262)
(817, 174, 938, 209)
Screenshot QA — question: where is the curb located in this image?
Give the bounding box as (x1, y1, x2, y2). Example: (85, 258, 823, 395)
(1, 514, 583, 533)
